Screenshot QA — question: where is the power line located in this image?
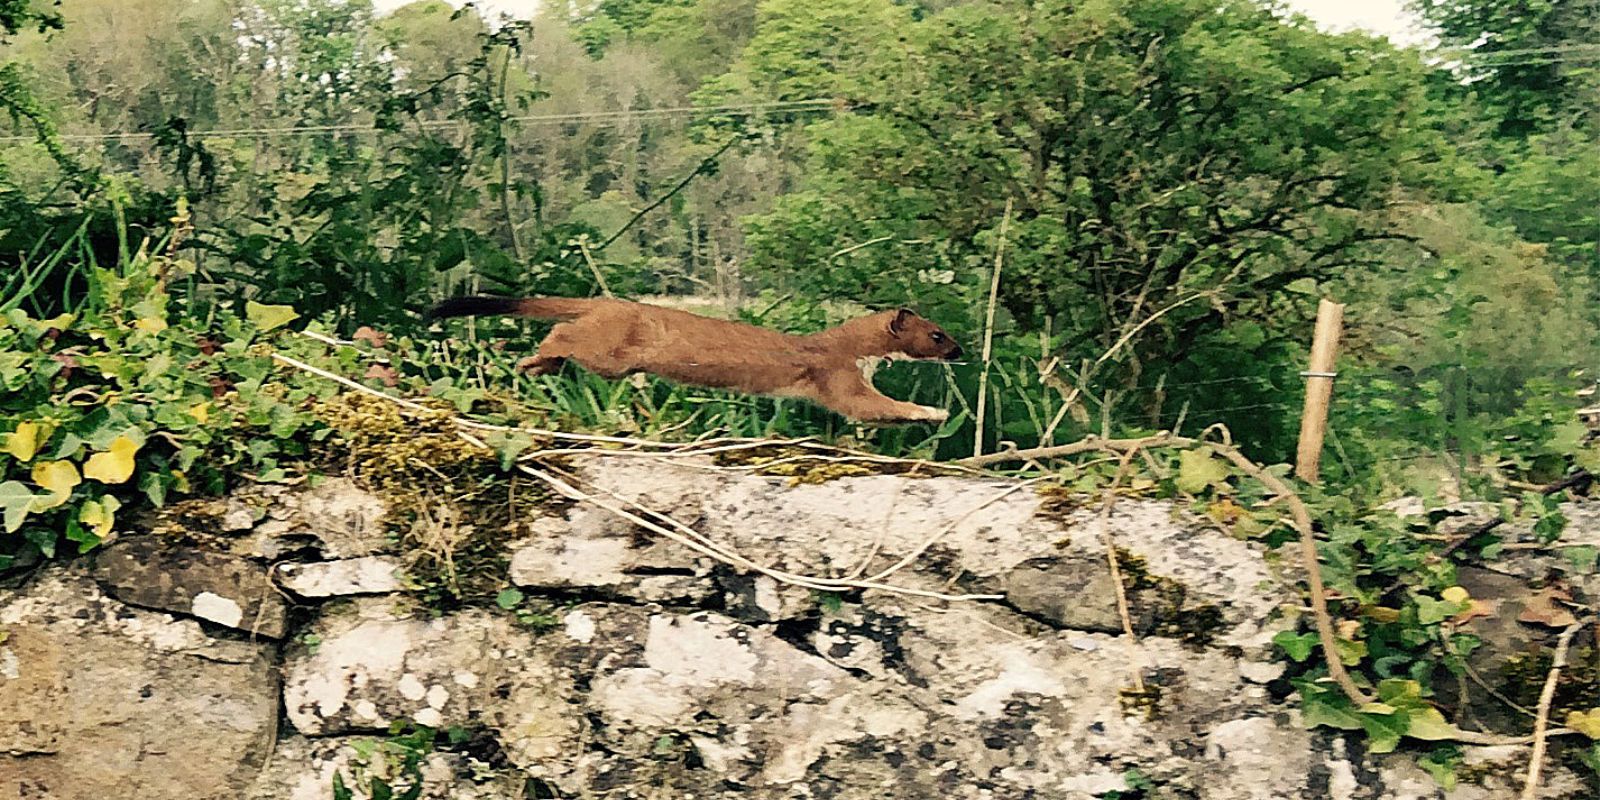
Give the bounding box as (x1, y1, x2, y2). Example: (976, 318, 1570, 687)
(1433, 41, 1600, 61)
(0, 99, 843, 145)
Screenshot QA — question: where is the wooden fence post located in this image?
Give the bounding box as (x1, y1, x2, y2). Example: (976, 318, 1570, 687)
(1295, 298, 1345, 483)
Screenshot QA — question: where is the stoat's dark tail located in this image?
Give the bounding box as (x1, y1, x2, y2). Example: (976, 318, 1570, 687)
(427, 296, 595, 321)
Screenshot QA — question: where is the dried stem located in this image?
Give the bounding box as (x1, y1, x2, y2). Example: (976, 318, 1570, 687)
(974, 198, 1013, 458)
(1098, 448, 1146, 692)
(1522, 617, 1593, 800)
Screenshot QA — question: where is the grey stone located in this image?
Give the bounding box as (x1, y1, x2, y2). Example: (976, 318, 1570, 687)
(0, 568, 279, 799)
(274, 556, 406, 597)
(91, 537, 288, 638)
(235, 477, 391, 560)
(280, 597, 582, 775)
(508, 515, 715, 605)
(246, 735, 525, 800)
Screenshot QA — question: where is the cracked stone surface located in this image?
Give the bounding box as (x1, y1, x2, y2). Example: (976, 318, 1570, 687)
(91, 536, 289, 638)
(5, 461, 1597, 799)
(274, 555, 407, 597)
(246, 735, 525, 800)
(519, 455, 1289, 656)
(0, 568, 279, 799)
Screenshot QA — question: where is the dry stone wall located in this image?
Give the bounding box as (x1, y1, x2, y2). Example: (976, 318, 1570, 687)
(1, 458, 1593, 799)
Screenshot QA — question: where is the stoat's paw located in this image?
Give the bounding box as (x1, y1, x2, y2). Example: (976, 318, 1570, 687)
(915, 406, 949, 423)
(514, 355, 541, 372)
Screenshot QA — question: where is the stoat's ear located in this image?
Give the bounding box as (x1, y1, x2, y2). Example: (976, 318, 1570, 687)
(888, 308, 915, 337)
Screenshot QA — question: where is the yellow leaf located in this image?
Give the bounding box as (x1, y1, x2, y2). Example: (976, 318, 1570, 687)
(79, 495, 121, 539)
(1567, 709, 1600, 739)
(245, 301, 299, 332)
(1441, 586, 1470, 604)
(3, 421, 53, 462)
(29, 460, 80, 510)
(83, 436, 140, 484)
(36, 313, 74, 331)
(189, 403, 210, 424)
(134, 316, 168, 333)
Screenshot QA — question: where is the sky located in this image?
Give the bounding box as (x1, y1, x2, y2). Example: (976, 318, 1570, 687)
(372, 0, 1431, 47)
(1282, 0, 1431, 46)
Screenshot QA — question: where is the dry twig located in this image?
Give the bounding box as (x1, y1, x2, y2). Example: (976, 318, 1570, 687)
(1522, 617, 1594, 800)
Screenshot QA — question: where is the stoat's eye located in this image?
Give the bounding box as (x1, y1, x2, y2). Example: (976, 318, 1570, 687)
(931, 332, 946, 343)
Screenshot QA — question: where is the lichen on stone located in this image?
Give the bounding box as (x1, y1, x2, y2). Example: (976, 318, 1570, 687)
(711, 444, 960, 486)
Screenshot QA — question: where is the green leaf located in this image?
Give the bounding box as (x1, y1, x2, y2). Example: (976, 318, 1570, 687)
(1414, 595, 1462, 625)
(495, 588, 524, 610)
(1402, 707, 1461, 741)
(64, 519, 101, 554)
(1299, 690, 1364, 731)
(245, 301, 299, 332)
(0, 480, 38, 533)
(1419, 746, 1461, 791)
(1377, 679, 1425, 706)
(1359, 710, 1408, 754)
(1176, 448, 1229, 494)
(24, 528, 55, 559)
(1562, 546, 1598, 574)
(1273, 630, 1319, 662)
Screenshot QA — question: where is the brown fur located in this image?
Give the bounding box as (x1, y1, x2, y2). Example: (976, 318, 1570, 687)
(428, 296, 964, 423)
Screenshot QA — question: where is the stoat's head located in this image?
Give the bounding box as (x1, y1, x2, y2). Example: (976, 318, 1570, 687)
(884, 308, 964, 361)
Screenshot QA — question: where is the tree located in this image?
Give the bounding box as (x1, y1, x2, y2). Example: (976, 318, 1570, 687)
(1412, 0, 1600, 136)
(741, 0, 1445, 378)
(693, 0, 910, 104)
(0, 0, 60, 37)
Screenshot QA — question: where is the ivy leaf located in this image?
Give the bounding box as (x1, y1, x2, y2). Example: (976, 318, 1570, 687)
(64, 519, 101, 554)
(1415, 595, 1462, 625)
(1419, 747, 1461, 791)
(1358, 712, 1407, 754)
(79, 495, 121, 539)
(29, 460, 80, 510)
(1561, 545, 1598, 574)
(1549, 421, 1589, 454)
(495, 588, 524, 610)
(1295, 681, 1365, 731)
(48, 433, 85, 460)
(1273, 630, 1319, 662)
(4, 421, 52, 462)
(1566, 708, 1600, 739)
(245, 301, 299, 332)
(1176, 448, 1229, 494)
(1402, 707, 1460, 741)
(83, 436, 141, 484)
(0, 480, 39, 533)
(134, 316, 168, 334)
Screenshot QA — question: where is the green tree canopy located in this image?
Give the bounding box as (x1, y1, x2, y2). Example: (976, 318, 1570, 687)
(741, 0, 1446, 370)
(1412, 0, 1600, 136)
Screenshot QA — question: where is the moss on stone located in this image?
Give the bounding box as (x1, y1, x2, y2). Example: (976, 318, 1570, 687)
(1113, 547, 1227, 647)
(308, 393, 559, 611)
